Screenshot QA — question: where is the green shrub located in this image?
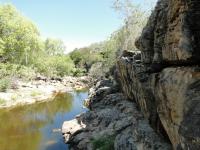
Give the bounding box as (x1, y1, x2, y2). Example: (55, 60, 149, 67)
(0, 63, 17, 78)
(73, 68, 86, 77)
(0, 63, 37, 81)
(30, 90, 42, 97)
(89, 62, 104, 79)
(33, 55, 75, 77)
(0, 78, 11, 92)
(92, 135, 115, 150)
(11, 94, 18, 101)
(0, 98, 6, 105)
(17, 65, 36, 80)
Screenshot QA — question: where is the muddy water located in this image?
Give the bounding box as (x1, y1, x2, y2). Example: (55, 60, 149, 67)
(0, 90, 88, 150)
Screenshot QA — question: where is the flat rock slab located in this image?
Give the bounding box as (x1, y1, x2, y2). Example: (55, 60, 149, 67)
(62, 119, 86, 143)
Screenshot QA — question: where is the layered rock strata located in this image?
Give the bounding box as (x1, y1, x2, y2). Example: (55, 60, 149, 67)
(117, 0, 200, 149)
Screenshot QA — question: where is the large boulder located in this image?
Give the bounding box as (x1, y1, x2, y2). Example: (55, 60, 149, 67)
(155, 67, 200, 149)
(136, 0, 200, 65)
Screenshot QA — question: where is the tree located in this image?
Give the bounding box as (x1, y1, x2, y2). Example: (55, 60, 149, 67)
(112, 0, 159, 50)
(70, 47, 102, 71)
(34, 55, 75, 77)
(0, 4, 42, 65)
(0, 38, 5, 59)
(44, 38, 66, 56)
(112, 0, 150, 50)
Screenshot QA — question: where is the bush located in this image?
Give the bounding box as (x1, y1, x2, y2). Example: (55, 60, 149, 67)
(0, 98, 6, 105)
(0, 63, 36, 80)
(92, 135, 115, 150)
(89, 62, 104, 79)
(73, 68, 86, 77)
(0, 63, 17, 77)
(17, 66, 36, 80)
(0, 78, 11, 92)
(33, 55, 75, 77)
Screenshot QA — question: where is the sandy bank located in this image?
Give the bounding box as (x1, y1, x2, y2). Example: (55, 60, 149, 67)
(0, 76, 90, 109)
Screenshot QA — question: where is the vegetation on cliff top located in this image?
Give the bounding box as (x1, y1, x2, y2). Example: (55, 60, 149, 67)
(69, 0, 152, 79)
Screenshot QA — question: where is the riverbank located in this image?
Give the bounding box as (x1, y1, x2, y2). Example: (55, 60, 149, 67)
(0, 76, 91, 109)
(62, 79, 172, 150)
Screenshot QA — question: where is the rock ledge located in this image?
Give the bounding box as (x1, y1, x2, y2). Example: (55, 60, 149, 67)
(62, 80, 172, 150)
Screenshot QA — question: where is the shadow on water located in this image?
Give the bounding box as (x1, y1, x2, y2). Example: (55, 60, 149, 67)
(0, 90, 88, 150)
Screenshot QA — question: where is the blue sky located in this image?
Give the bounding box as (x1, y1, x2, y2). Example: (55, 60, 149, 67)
(0, 0, 157, 52)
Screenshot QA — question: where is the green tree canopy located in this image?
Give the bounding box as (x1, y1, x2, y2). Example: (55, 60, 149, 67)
(44, 38, 66, 56)
(0, 4, 42, 65)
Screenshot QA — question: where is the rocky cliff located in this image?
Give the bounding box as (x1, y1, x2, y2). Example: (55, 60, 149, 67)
(62, 0, 200, 149)
(117, 0, 200, 149)
(62, 80, 171, 150)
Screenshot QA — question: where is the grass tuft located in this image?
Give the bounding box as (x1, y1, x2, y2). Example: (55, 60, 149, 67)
(91, 135, 115, 150)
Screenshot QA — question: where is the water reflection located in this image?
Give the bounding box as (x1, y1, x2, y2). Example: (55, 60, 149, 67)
(0, 91, 88, 150)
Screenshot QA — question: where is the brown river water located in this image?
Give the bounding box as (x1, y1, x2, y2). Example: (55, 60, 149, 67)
(0, 90, 88, 150)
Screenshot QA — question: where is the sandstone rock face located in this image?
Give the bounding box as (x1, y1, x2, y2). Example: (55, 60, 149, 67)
(136, 0, 200, 64)
(117, 0, 200, 149)
(118, 57, 200, 149)
(155, 67, 200, 149)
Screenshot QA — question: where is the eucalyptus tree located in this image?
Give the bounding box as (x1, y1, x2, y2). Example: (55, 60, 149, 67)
(0, 4, 42, 65)
(44, 38, 66, 56)
(112, 0, 157, 50)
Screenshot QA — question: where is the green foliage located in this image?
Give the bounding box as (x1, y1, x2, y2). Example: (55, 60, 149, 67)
(0, 38, 5, 56)
(0, 1, 150, 92)
(0, 4, 76, 86)
(49, 55, 75, 77)
(34, 55, 75, 77)
(0, 63, 36, 80)
(16, 65, 36, 80)
(45, 38, 65, 56)
(69, 2, 149, 79)
(0, 78, 11, 92)
(70, 47, 102, 72)
(89, 62, 104, 79)
(0, 4, 42, 65)
(70, 36, 120, 79)
(92, 135, 115, 150)
(113, 0, 150, 50)
(0, 63, 37, 91)
(0, 98, 6, 105)
(73, 68, 86, 77)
